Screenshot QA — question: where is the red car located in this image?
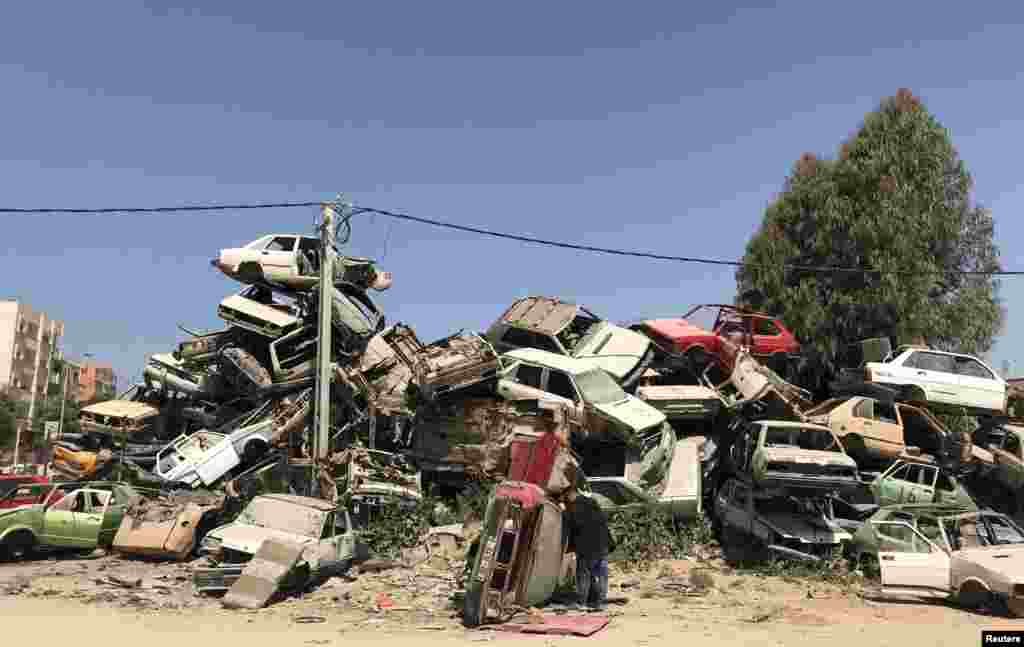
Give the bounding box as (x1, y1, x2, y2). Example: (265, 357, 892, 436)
(633, 304, 799, 376)
(0, 475, 51, 510)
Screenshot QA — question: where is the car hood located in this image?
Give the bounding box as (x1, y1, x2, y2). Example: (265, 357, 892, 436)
(956, 546, 1024, 581)
(761, 447, 857, 469)
(593, 396, 667, 434)
(572, 323, 651, 379)
(0, 505, 40, 525)
(640, 319, 715, 343)
(207, 523, 316, 556)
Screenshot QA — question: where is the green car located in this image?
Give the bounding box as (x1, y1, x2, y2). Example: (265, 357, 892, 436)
(0, 481, 142, 560)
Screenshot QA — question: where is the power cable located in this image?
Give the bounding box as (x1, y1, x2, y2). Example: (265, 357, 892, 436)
(1, 200, 1019, 276)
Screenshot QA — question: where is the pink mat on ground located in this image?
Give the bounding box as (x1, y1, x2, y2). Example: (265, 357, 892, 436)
(487, 614, 610, 636)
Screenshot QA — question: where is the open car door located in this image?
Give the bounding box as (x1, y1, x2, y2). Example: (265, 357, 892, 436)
(873, 520, 951, 599)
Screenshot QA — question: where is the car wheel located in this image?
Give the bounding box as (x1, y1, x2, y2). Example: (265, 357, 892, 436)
(1, 531, 37, 561)
(463, 582, 486, 628)
(859, 553, 880, 582)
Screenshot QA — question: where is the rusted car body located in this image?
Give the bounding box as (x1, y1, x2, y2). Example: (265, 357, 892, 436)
(976, 424, 1024, 494)
(714, 477, 851, 562)
(113, 492, 226, 560)
(335, 323, 424, 416)
(330, 448, 422, 526)
(485, 296, 654, 387)
(217, 287, 303, 340)
(728, 419, 859, 493)
(707, 347, 814, 420)
(50, 447, 114, 481)
(78, 400, 162, 442)
(635, 380, 721, 424)
(806, 396, 960, 465)
(0, 476, 50, 510)
(411, 331, 501, 401)
(463, 481, 566, 627)
(868, 457, 976, 509)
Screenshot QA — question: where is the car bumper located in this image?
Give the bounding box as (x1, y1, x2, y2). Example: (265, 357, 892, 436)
(758, 471, 860, 492)
(192, 564, 245, 593)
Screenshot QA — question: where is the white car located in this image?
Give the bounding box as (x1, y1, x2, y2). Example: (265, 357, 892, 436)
(862, 346, 1006, 415)
(855, 508, 1024, 617)
(156, 419, 273, 488)
(213, 234, 393, 292)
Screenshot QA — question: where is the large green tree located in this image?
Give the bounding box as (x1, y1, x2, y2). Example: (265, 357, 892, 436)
(0, 390, 17, 448)
(737, 89, 1003, 389)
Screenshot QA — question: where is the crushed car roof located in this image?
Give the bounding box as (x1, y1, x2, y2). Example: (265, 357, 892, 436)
(80, 400, 160, 418)
(498, 296, 580, 334)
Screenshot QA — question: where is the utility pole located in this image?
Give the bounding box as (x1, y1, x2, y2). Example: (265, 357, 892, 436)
(310, 201, 339, 496)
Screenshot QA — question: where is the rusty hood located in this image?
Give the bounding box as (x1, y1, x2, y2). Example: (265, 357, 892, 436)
(640, 318, 714, 343)
(760, 447, 856, 469)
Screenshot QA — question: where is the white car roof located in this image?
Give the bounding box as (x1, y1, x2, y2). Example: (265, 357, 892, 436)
(502, 347, 596, 376)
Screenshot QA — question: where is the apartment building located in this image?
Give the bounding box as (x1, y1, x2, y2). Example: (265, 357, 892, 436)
(0, 299, 64, 444)
(76, 358, 117, 403)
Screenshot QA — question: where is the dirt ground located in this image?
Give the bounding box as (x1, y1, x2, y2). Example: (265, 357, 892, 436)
(1, 551, 1021, 646)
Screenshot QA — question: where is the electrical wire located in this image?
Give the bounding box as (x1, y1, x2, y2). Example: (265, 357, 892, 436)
(1, 200, 1019, 276)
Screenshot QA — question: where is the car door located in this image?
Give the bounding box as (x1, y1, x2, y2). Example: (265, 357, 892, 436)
(872, 462, 912, 506)
(71, 489, 110, 548)
(850, 398, 905, 453)
(874, 521, 951, 598)
(750, 317, 785, 357)
(954, 356, 1004, 412)
(41, 489, 84, 547)
(258, 235, 299, 282)
(901, 351, 959, 405)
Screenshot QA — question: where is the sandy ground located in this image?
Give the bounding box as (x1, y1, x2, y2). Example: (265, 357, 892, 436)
(2, 551, 1022, 646)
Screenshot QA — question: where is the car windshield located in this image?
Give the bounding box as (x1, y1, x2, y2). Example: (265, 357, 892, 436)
(243, 235, 273, 250)
(763, 426, 841, 452)
(556, 311, 602, 353)
(237, 497, 328, 538)
(941, 513, 1024, 550)
(575, 369, 627, 405)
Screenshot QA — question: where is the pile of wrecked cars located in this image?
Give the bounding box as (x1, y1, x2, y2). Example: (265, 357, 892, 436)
(10, 232, 1021, 621)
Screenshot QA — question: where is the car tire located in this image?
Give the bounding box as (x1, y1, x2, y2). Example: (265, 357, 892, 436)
(1, 531, 37, 562)
(858, 553, 880, 582)
(463, 583, 486, 628)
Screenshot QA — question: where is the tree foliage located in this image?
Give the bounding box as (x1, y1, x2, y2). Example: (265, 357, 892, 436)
(737, 89, 1003, 387)
(0, 390, 17, 448)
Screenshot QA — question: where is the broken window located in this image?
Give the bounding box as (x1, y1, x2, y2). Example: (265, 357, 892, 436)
(901, 464, 935, 487)
(546, 370, 578, 401)
(501, 327, 563, 354)
(265, 236, 297, 252)
(556, 313, 600, 353)
(853, 398, 875, 419)
(753, 318, 780, 336)
(956, 357, 994, 379)
(916, 516, 946, 546)
(48, 491, 81, 513)
(1005, 432, 1022, 458)
(935, 472, 956, 492)
(763, 426, 839, 451)
(515, 364, 543, 389)
(983, 515, 1024, 545)
(875, 522, 933, 553)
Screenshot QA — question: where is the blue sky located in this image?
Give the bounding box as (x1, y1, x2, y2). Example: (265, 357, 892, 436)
(2, 2, 1023, 384)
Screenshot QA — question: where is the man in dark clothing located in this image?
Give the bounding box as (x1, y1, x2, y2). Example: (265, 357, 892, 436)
(564, 490, 613, 611)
